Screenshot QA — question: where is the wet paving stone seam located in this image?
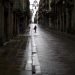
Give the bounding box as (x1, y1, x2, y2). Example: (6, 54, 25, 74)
(31, 31, 41, 75)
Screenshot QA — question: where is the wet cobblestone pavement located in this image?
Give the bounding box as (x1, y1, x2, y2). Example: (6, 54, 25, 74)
(35, 25, 75, 75)
(0, 23, 75, 75)
(0, 35, 28, 75)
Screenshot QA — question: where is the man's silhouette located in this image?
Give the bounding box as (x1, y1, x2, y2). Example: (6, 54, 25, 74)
(34, 25, 37, 33)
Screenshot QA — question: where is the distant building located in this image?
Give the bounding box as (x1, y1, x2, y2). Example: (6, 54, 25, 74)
(34, 11, 38, 23)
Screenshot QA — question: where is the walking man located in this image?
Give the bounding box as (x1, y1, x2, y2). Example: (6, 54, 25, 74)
(34, 25, 37, 33)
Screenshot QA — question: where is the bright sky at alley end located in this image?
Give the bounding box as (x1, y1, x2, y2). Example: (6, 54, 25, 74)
(29, 0, 40, 9)
(29, 0, 40, 4)
(29, 0, 40, 22)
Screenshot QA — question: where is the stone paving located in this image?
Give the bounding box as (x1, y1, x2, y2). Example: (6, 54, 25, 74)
(36, 25, 75, 75)
(0, 23, 75, 75)
(0, 35, 28, 75)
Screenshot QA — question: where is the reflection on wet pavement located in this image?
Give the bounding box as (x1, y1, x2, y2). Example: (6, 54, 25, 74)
(0, 23, 75, 75)
(34, 24, 75, 75)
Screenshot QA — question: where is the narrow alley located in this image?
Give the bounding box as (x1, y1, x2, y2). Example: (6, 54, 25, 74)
(22, 23, 75, 75)
(0, 23, 75, 75)
(0, 0, 75, 75)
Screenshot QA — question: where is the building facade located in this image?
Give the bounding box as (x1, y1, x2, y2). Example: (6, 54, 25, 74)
(38, 0, 75, 34)
(0, 0, 30, 46)
(50, 0, 74, 34)
(38, 0, 49, 27)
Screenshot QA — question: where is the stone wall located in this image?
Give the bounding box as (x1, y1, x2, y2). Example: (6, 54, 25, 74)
(0, 0, 30, 46)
